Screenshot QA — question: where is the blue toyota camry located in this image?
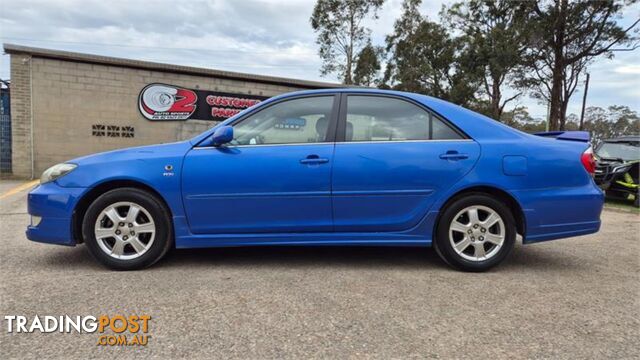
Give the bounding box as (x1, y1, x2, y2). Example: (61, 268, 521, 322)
(27, 89, 603, 271)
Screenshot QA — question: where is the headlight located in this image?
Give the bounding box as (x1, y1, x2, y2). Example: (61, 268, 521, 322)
(40, 163, 77, 184)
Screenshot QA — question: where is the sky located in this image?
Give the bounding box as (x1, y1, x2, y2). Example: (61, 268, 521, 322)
(1, 0, 639, 120)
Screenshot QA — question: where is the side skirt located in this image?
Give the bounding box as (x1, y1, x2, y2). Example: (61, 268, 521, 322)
(176, 236, 432, 249)
(173, 211, 438, 249)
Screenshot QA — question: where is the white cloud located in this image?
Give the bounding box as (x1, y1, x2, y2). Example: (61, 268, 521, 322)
(614, 65, 640, 74)
(1, 0, 639, 117)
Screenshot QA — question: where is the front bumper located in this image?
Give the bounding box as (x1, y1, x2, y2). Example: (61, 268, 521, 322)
(26, 182, 87, 246)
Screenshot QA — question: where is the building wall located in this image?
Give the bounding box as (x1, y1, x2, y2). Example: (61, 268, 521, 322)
(9, 54, 33, 178)
(10, 54, 307, 178)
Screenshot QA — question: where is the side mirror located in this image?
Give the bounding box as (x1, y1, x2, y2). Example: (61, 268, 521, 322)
(211, 125, 233, 146)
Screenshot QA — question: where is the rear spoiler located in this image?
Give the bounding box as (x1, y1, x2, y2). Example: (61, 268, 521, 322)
(533, 131, 590, 142)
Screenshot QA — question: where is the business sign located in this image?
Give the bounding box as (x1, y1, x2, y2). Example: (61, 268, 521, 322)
(138, 83, 268, 121)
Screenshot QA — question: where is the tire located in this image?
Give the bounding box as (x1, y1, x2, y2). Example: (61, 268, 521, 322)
(82, 188, 173, 270)
(434, 193, 516, 272)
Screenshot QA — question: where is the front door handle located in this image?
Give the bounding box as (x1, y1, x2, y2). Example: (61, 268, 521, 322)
(300, 155, 329, 165)
(439, 151, 469, 161)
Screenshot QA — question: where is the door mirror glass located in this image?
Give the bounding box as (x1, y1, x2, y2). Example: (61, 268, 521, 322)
(211, 125, 234, 146)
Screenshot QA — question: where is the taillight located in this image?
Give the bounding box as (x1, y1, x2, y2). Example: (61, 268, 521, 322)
(581, 146, 596, 175)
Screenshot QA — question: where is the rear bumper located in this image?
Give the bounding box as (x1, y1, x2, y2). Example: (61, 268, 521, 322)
(523, 220, 601, 243)
(515, 183, 604, 244)
(26, 182, 86, 246)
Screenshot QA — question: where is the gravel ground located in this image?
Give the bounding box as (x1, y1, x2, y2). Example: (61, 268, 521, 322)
(0, 181, 638, 359)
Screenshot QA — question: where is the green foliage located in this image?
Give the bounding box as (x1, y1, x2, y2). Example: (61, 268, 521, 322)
(516, 0, 639, 130)
(501, 105, 640, 143)
(310, 0, 638, 130)
(572, 106, 640, 145)
(444, 0, 530, 120)
(353, 43, 382, 86)
(500, 106, 544, 132)
(310, 0, 384, 84)
(383, 0, 479, 107)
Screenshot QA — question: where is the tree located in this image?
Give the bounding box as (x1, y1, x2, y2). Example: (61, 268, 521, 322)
(493, 106, 548, 133)
(353, 42, 382, 86)
(521, 49, 590, 130)
(382, 0, 426, 92)
(310, 0, 384, 84)
(445, 0, 529, 120)
(383, 0, 479, 106)
(563, 105, 640, 145)
(518, 0, 639, 130)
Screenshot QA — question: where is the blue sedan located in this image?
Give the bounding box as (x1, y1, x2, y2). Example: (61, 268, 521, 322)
(26, 89, 603, 271)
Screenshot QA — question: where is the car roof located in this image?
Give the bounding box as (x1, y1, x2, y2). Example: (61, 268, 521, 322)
(273, 88, 527, 141)
(272, 87, 445, 103)
(191, 88, 529, 144)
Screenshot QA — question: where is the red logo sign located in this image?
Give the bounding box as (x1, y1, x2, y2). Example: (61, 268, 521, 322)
(139, 84, 197, 120)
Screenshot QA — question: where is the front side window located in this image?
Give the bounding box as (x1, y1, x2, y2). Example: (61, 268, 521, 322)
(345, 96, 463, 141)
(231, 96, 334, 146)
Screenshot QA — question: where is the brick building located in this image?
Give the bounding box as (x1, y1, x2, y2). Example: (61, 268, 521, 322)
(3, 44, 339, 178)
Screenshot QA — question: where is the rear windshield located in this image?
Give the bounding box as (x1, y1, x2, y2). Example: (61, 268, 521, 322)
(596, 142, 640, 161)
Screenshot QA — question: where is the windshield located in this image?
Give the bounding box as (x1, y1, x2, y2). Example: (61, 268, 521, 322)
(596, 141, 640, 161)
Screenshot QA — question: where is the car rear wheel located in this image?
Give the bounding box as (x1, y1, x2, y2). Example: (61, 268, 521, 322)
(434, 194, 516, 272)
(82, 188, 173, 270)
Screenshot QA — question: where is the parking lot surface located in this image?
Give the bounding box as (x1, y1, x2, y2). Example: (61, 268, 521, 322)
(1, 181, 639, 359)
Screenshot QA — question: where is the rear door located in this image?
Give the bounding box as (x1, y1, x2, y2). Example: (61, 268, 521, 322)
(331, 94, 480, 232)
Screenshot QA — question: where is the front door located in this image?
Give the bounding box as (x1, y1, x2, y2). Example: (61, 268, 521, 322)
(182, 95, 339, 234)
(331, 94, 480, 232)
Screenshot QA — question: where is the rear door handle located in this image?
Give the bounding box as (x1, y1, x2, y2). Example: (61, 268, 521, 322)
(439, 151, 469, 161)
(300, 155, 329, 164)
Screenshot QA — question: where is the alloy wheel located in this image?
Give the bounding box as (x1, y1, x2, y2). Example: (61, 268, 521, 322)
(94, 201, 156, 260)
(448, 205, 505, 262)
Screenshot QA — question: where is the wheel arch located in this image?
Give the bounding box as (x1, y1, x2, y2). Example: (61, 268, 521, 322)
(435, 185, 526, 238)
(72, 180, 172, 244)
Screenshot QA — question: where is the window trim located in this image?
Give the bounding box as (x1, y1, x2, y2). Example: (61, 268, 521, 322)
(335, 93, 469, 143)
(218, 93, 340, 147)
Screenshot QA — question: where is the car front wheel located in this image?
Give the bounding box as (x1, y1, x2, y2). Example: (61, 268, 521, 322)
(82, 188, 173, 270)
(434, 194, 516, 272)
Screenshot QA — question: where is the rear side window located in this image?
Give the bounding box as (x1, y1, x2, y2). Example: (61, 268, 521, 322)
(345, 95, 463, 141)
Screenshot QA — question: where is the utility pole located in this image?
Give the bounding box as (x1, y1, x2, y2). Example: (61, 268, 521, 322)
(579, 73, 590, 131)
